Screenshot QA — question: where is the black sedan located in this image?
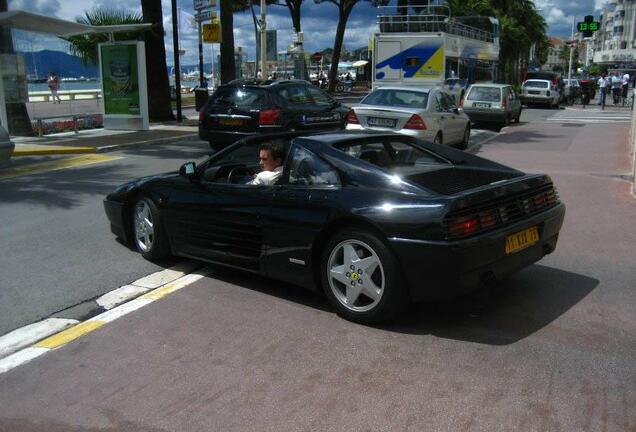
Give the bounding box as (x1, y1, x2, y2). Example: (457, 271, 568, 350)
(104, 131, 565, 324)
(198, 79, 348, 151)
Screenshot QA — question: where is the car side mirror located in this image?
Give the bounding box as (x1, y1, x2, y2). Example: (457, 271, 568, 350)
(179, 162, 198, 180)
(453, 108, 460, 114)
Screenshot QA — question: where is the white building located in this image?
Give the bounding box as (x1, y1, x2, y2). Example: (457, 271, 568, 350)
(592, 0, 636, 64)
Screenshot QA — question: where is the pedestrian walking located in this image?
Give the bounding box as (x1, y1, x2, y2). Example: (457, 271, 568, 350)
(344, 72, 353, 92)
(47, 71, 61, 104)
(622, 72, 630, 106)
(597, 73, 608, 110)
(611, 72, 622, 105)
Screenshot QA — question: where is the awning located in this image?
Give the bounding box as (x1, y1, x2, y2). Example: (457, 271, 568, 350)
(352, 60, 369, 67)
(0, 10, 152, 37)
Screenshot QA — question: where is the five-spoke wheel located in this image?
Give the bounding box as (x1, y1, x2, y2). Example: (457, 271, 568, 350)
(132, 198, 170, 260)
(321, 229, 405, 323)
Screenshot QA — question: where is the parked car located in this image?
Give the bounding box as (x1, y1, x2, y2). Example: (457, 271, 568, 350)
(444, 78, 470, 104)
(525, 71, 565, 102)
(345, 86, 471, 149)
(520, 79, 560, 108)
(462, 83, 522, 127)
(104, 131, 565, 324)
(198, 79, 348, 151)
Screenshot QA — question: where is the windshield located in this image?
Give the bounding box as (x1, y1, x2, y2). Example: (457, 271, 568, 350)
(523, 80, 549, 89)
(336, 140, 448, 169)
(361, 89, 429, 109)
(467, 87, 501, 102)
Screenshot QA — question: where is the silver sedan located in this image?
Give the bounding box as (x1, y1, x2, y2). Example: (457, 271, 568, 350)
(345, 86, 471, 149)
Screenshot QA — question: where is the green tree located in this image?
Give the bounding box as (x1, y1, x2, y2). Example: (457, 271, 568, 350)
(66, 8, 145, 65)
(0, 0, 33, 135)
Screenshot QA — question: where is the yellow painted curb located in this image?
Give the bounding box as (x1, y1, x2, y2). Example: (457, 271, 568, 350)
(12, 145, 97, 157)
(0, 154, 121, 180)
(139, 282, 181, 301)
(34, 321, 106, 349)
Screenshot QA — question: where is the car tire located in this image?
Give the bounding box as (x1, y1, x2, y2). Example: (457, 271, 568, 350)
(458, 124, 470, 150)
(502, 113, 510, 127)
(433, 132, 443, 145)
(132, 197, 171, 261)
(321, 228, 406, 324)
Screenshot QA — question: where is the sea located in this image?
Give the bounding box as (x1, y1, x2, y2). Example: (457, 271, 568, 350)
(28, 80, 203, 92)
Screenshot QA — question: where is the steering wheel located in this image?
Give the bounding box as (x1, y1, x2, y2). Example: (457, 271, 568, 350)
(227, 165, 255, 184)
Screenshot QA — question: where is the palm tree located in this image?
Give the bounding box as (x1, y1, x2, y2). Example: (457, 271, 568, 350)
(0, 0, 33, 135)
(220, 0, 236, 83)
(66, 8, 145, 65)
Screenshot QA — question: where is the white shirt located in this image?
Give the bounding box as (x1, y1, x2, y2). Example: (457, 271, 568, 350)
(598, 77, 608, 88)
(623, 73, 630, 85)
(249, 166, 283, 186)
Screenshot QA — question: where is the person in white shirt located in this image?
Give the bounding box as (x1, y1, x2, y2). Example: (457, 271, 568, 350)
(622, 72, 630, 104)
(249, 140, 286, 186)
(597, 74, 608, 109)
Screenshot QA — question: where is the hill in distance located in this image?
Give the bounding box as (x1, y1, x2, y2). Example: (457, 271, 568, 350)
(18, 50, 98, 79)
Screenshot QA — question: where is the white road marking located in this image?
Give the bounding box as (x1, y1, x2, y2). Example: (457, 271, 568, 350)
(0, 318, 78, 359)
(131, 261, 202, 289)
(0, 347, 49, 374)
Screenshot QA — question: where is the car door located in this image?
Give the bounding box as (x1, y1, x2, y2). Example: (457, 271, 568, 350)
(264, 144, 341, 289)
(428, 91, 448, 142)
(440, 92, 462, 143)
(164, 144, 273, 272)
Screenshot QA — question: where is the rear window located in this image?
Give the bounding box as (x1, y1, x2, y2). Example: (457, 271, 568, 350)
(361, 89, 429, 109)
(466, 87, 501, 102)
(523, 80, 549, 89)
(209, 87, 269, 108)
(336, 140, 447, 169)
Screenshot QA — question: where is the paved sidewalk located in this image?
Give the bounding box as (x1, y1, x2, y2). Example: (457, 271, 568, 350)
(10, 121, 200, 157)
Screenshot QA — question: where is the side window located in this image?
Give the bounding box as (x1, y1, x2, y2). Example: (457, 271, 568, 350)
(277, 86, 312, 107)
(306, 86, 335, 107)
(432, 94, 443, 112)
(287, 146, 340, 187)
(442, 93, 457, 110)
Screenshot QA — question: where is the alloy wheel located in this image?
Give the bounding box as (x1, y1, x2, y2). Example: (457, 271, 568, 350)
(327, 240, 385, 313)
(134, 200, 154, 253)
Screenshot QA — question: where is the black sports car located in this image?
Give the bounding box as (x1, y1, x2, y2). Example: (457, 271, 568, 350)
(104, 131, 565, 323)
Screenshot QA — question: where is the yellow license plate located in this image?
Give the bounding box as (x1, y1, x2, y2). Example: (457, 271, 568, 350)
(220, 118, 245, 126)
(505, 226, 539, 254)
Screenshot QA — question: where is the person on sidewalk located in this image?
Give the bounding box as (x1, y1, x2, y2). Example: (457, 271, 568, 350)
(622, 72, 630, 106)
(611, 72, 622, 105)
(597, 73, 608, 110)
(47, 71, 61, 104)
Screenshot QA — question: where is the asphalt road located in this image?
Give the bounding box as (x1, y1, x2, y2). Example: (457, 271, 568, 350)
(0, 104, 634, 430)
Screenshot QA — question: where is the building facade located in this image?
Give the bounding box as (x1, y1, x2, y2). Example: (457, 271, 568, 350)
(592, 0, 636, 65)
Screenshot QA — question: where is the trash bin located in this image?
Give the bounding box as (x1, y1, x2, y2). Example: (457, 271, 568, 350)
(0, 124, 14, 163)
(195, 88, 210, 111)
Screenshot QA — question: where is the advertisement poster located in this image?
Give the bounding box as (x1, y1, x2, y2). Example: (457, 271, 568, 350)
(100, 44, 140, 116)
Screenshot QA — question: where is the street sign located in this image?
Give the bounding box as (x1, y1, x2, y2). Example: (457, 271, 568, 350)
(202, 20, 221, 43)
(311, 52, 322, 61)
(195, 9, 217, 22)
(193, 0, 216, 10)
(577, 15, 600, 38)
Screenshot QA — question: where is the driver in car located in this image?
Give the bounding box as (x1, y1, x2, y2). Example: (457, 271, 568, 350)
(249, 140, 286, 185)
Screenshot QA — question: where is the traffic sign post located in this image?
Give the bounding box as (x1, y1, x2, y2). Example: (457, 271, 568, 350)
(202, 20, 221, 43)
(194, 0, 218, 88)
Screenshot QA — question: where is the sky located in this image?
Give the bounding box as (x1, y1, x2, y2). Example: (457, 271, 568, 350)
(6, 0, 608, 68)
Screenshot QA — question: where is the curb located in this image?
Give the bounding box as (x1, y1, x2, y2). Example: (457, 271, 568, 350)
(95, 132, 200, 153)
(0, 261, 208, 375)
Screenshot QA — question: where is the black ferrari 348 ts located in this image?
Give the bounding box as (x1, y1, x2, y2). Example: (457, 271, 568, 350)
(104, 131, 565, 323)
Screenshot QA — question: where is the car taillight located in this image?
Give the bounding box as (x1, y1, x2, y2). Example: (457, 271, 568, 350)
(447, 216, 480, 238)
(404, 114, 427, 130)
(259, 107, 281, 125)
(346, 109, 359, 124)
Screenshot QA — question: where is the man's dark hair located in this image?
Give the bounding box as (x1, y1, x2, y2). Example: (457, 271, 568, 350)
(259, 139, 287, 162)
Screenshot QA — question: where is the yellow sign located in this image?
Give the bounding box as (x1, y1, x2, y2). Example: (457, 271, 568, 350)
(414, 45, 444, 78)
(202, 20, 221, 43)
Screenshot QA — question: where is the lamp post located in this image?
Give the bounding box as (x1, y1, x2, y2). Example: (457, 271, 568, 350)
(171, 0, 182, 122)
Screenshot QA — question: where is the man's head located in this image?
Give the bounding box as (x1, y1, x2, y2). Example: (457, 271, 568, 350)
(258, 140, 287, 172)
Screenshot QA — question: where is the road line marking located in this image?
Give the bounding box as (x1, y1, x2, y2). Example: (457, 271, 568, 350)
(89, 299, 153, 323)
(140, 270, 211, 300)
(131, 261, 202, 289)
(0, 347, 49, 374)
(0, 318, 78, 359)
(0, 154, 122, 180)
(34, 320, 106, 349)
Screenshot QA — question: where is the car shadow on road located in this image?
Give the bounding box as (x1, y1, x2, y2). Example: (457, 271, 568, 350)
(117, 140, 213, 161)
(378, 264, 598, 345)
